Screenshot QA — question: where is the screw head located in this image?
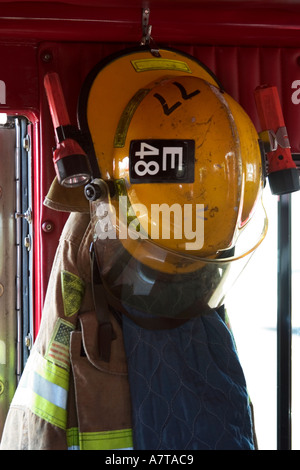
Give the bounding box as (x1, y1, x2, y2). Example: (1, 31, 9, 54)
(42, 221, 54, 232)
(41, 51, 53, 63)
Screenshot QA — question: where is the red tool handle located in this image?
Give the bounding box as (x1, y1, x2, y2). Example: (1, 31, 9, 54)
(44, 72, 91, 187)
(44, 72, 70, 131)
(254, 85, 296, 173)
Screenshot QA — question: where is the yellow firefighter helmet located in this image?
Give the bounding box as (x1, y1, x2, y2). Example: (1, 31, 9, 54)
(79, 47, 267, 319)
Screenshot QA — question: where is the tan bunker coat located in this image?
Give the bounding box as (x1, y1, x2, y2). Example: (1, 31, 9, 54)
(0, 211, 133, 450)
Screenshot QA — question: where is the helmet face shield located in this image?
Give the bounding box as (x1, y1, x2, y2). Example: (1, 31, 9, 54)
(79, 47, 267, 320)
(89, 180, 267, 320)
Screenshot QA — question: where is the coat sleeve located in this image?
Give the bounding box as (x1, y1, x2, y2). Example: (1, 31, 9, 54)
(0, 212, 91, 450)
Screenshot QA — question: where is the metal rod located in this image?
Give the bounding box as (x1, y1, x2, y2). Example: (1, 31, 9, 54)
(15, 117, 23, 382)
(277, 193, 292, 450)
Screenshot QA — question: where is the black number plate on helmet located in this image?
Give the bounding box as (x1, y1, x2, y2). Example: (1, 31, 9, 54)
(129, 139, 195, 183)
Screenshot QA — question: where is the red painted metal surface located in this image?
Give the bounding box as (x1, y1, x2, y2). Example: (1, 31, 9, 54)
(1, 1, 300, 335)
(0, 1, 300, 45)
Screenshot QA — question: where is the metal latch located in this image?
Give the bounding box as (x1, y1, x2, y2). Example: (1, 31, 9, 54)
(23, 134, 30, 152)
(15, 207, 32, 224)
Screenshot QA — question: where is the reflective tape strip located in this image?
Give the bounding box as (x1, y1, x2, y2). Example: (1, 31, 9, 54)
(114, 88, 150, 148)
(11, 349, 69, 429)
(28, 370, 67, 409)
(67, 427, 133, 450)
(30, 390, 67, 429)
(80, 428, 133, 450)
(35, 353, 69, 391)
(67, 427, 80, 450)
(131, 58, 192, 73)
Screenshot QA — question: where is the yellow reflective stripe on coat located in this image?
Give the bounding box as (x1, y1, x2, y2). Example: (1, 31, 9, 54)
(11, 349, 69, 429)
(67, 427, 80, 450)
(66, 427, 133, 450)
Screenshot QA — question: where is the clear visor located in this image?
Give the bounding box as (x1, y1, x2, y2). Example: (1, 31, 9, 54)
(90, 180, 268, 320)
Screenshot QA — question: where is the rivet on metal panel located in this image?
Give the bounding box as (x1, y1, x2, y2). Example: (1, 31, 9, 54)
(0, 283, 3, 297)
(41, 51, 53, 63)
(42, 221, 54, 233)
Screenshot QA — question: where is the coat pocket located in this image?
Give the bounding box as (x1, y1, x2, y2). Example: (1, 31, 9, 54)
(69, 310, 133, 450)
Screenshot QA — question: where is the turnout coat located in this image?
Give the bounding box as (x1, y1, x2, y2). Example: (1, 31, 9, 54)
(1, 211, 133, 450)
(1, 183, 256, 450)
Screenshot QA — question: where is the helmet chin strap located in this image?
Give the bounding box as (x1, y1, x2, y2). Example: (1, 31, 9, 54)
(89, 242, 117, 363)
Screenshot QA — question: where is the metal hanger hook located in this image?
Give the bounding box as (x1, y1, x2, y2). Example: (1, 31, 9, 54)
(140, 8, 161, 57)
(141, 7, 151, 45)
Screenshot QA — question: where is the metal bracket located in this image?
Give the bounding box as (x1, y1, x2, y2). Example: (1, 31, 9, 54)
(140, 8, 160, 57)
(15, 207, 32, 224)
(141, 8, 151, 45)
